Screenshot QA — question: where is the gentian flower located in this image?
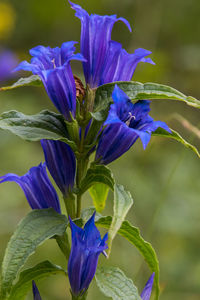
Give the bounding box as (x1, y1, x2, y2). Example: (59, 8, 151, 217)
(141, 273, 155, 300)
(0, 163, 61, 213)
(70, 1, 154, 88)
(0, 50, 18, 82)
(41, 140, 76, 197)
(95, 85, 170, 164)
(68, 213, 108, 297)
(14, 42, 85, 121)
(32, 281, 42, 300)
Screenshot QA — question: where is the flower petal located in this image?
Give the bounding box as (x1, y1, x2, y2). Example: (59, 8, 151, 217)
(0, 163, 61, 213)
(141, 273, 155, 300)
(70, 1, 131, 87)
(32, 281, 42, 300)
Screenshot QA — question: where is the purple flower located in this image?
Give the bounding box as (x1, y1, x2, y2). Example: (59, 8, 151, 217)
(32, 281, 42, 300)
(0, 50, 18, 82)
(41, 140, 76, 197)
(70, 1, 154, 88)
(95, 85, 170, 164)
(68, 213, 108, 296)
(14, 42, 85, 121)
(141, 273, 155, 300)
(0, 163, 61, 213)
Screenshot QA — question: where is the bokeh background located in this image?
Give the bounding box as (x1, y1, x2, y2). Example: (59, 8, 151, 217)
(0, 0, 200, 299)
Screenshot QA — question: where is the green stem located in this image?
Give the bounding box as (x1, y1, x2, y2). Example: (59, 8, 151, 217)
(76, 126, 88, 218)
(63, 193, 76, 219)
(55, 232, 71, 260)
(71, 292, 88, 300)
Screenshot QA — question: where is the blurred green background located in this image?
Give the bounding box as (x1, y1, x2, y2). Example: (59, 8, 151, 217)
(0, 0, 200, 299)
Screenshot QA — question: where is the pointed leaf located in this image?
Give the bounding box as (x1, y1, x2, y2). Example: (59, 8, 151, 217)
(93, 81, 200, 120)
(108, 184, 133, 255)
(0, 110, 76, 150)
(0, 75, 42, 92)
(96, 216, 159, 300)
(0, 208, 68, 299)
(95, 266, 141, 300)
(80, 164, 114, 195)
(153, 127, 200, 158)
(8, 260, 66, 300)
(89, 183, 109, 212)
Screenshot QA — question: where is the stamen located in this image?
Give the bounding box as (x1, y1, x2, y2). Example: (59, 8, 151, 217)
(51, 58, 56, 69)
(125, 112, 135, 126)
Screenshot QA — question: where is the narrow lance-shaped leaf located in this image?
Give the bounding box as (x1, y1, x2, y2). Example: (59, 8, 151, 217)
(0, 110, 77, 150)
(96, 216, 160, 300)
(93, 81, 200, 122)
(0, 208, 68, 299)
(152, 127, 200, 158)
(95, 81, 200, 111)
(8, 260, 67, 300)
(107, 184, 133, 256)
(95, 266, 141, 300)
(0, 75, 42, 92)
(79, 164, 114, 195)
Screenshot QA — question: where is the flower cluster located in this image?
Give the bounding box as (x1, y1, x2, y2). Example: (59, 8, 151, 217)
(0, 1, 169, 298)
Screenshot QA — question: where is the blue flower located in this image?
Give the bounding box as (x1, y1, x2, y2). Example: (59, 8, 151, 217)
(141, 273, 155, 300)
(41, 140, 76, 197)
(70, 1, 154, 88)
(0, 163, 61, 213)
(95, 85, 170, 164)
(68, 213, 108, 296)
(14, 41, 85, 121)
(32, 281, 42, 300)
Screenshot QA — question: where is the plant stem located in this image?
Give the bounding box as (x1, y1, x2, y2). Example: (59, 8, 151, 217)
(63, 193, 76, 219)
(55, 232, 71, 259)
(71, 292, 88, 300)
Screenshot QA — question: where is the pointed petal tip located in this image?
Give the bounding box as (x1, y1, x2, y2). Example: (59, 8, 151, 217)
(117, 17, 132, 32)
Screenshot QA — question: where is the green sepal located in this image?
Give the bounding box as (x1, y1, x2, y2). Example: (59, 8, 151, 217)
(96, 216, 160, 300)
(0, 208, 68, 299)
(95, 266, 141, 300)
(0, 75, 42, 92)
(7, 260, 67, 300)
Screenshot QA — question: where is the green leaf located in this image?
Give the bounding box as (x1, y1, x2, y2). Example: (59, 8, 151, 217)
(80, 164, 114, 195)
(0, 75, 42, 92)
(0, 110, 76, 150)
(89, 183, 109, 212)
(95, 81, 200, 110)
(8, 260, 66, 300)
(0, 208, 68, 299)
(81, 207, 102, 223)
(95, 266, 141, 300)
(108, 184, 133, 256)
(96, 217, 160, 300)
(153, 127, 200, 158)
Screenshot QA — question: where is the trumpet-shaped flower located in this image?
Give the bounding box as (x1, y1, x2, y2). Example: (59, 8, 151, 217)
(141, 273, 155, 300)
(70, 1, 154, 88)
(95, 85, 170, 164)
(14, 42, 85, 121)
(32, 281, 42, 300)
(68, 213, 108, 296)
(0, 163, 61, 213)
(41, 140, 76, 197)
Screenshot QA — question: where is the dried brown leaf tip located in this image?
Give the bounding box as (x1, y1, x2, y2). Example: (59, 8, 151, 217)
(74, 75, 86, 99)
